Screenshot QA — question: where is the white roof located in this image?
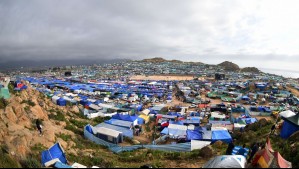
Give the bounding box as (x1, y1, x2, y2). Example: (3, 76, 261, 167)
(93, 127, 122, 138)
(191, 140, 211, 151)
(141, 109, 150, 115)
(87, 99, 97, 103)
(211, 112, 226, 119)
(89, 104, 102, 110)
(168, 124, 187, 130)
(279, 110, 296, 118)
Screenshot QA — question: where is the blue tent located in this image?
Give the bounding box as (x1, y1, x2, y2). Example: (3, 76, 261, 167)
(211, 130, 232, 144)
(280, 114, 299, 139)
(241, 96, 250, 101)
(57, 98, 67, 106)
(186, 130, 203, 141)
(41, 143, 67, 167)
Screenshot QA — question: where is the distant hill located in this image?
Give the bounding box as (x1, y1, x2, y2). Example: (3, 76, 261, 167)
(241, 67, 261, 73)
(141, 57, 167, 63)
(218, 61, 240, 71)
(140, 57, 202, 64)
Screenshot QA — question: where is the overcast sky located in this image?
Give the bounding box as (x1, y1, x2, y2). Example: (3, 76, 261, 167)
(0, 0, 299, 72)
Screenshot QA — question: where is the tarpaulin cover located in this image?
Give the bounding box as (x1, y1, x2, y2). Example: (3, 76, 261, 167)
(41, 143, 67, 166)
(57, 98, 67, 106)
(186, 130, 203, 141)
(211, 130, 232, 144)
(280, 120, 299, 139)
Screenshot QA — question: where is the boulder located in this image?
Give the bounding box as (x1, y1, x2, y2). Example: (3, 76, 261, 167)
(199, 145, 214, 158)
(5, 106, 18, 123)
(30, 105, 48, 120)
(213, 141, 223, 148)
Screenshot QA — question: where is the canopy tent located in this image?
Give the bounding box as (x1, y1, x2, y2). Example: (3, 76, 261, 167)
(203, 155, 246, 168)
(211, 130, 232, 144)
(41, 142, 67, 167)
(186, 130, 203, 141)
(280, 113, 299, 139)
(252, 138, 292, 168)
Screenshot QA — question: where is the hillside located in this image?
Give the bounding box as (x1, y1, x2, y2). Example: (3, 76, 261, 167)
(218, 61, 240, 71)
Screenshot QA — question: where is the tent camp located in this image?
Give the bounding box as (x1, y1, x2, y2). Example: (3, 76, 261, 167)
(203, 155, 246, 168)
(41, 142, 67, 167)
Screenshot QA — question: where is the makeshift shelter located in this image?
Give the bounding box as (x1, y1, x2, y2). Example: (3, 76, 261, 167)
(0, 87, 10, 99)
(92, 127, 123, 144)
(279, 110, 296, 118)
(203, 155, 246, 168)
(280, 113, 299, 139)
(57, 98, 67, 106)
(41, 142, 67, 167)
(252, 138, 292, 168)
(211, 130, 232, 144)
(186, 130, 203, 141)
(138, 114, 150, 124)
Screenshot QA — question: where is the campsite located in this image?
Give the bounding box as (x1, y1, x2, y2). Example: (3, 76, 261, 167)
(0, 59, 298, 168)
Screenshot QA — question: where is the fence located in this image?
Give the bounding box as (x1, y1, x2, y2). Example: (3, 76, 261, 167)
(84, 125, 191, 154)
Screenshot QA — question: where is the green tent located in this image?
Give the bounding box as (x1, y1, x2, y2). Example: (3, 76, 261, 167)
(0, 88, 10, 99)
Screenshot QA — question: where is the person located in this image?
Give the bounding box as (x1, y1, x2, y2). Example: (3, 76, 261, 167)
(36, 119, 43, 136)
(226, 140, 235, 155)
(237, 144, 247, 156)
(248, 142, 259, 163)
(270, 123, 276, 135)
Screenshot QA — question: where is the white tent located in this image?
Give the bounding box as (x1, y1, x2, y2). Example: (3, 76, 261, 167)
(191, 140, 211, 151)
(51, 96, 60, 104)
(279, 110, 296, 118)
(203, 155, 246, 168)
(72, 162, 87, 168)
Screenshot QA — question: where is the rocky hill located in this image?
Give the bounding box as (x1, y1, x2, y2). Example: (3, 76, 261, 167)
(141, 57, 167, 63)
(0, 84, 78, 159)
(218, 61, 240, 71)
(241, 67, 261, 73)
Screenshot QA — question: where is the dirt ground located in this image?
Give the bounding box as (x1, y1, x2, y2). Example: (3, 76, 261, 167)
(130, 75, 201, 81)
(287, 86, 299, 97)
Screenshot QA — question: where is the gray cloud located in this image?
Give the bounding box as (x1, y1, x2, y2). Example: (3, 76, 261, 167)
(0, 0, 298, 72)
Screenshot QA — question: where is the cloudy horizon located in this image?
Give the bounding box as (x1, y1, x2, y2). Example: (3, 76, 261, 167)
(0, 0, 299, 76)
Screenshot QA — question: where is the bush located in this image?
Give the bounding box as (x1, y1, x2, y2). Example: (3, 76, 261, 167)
(56, 133, 72, 142)
(48, 111, 66, 121)
(69, 119, 88, 128)
(0, 98, 8, 109)
(0, 148, 21, 168)
(21, 100, 36, 107)
(20, 157, 41, 168)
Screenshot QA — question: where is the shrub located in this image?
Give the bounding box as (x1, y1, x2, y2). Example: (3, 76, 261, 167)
(48, 111, 66, 121)
(21, 100, 36, 107)
(0, 147, 21, 168)
(20, 157, 40, 168)
(0, 98, 8, 109)
(56, 133, 72, 142)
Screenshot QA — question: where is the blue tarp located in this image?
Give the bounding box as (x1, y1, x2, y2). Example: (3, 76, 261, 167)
(112, 114, 137, 122)
(57, 98, 67, 106)
(211, 130, 232, 144)
(41, 143, 67, 166)
(186, 130, 203, 141)
(54, 161, 73, 168)
(280, 120, 299, 139)
(231, 146, 249, 158)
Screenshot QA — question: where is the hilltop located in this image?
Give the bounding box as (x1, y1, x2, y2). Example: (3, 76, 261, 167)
(217, 61, 240, 71)
(141, 57, 183, 63)
(241, 67, 261, 73)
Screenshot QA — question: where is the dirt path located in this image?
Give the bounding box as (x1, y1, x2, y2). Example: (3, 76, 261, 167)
(286, 86, 299, 97)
